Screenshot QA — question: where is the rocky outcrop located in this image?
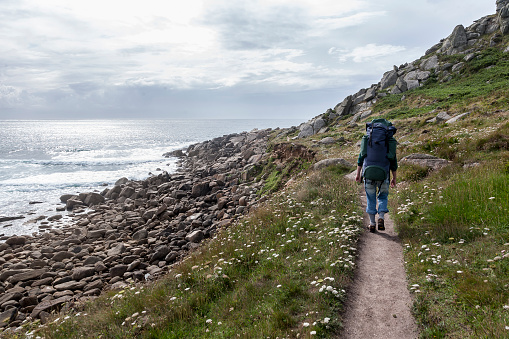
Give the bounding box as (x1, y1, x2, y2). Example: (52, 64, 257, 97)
(297, 117, 328, 138)
(445, 112, 471, 124)
(497, 0, 509, 34)
(400, 154, 450, 170)
(426, 111, 453, 124)
(439, 25, 468, 55)
(294, 2, 505, 138)
(0, 128, 276, 329)
(312, 158, 354, 171)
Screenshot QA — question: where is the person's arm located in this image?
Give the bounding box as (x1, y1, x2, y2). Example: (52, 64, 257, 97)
(389, 152, 397, 188)
(355, 165, 363, 183)
(356, 135, 368, 183)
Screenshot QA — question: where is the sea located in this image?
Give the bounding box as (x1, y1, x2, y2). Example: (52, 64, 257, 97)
(0, 119, 301, 238)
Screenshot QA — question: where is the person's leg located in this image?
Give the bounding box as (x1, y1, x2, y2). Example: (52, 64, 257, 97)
(368, 213, 376, 225)
(376, 178, 390, 230)
(364, 179, 377, 231)
(376, 178, 390, 215)
(365, 179, 378, 215)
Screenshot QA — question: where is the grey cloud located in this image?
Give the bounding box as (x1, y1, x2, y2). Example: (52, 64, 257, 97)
(0, 0, 496, 121)
(68, 82, 102, 95)
(0, 82, 348, 120)
(202, 5, 308, 50)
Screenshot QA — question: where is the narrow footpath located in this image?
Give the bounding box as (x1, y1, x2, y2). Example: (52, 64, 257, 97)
(340, 187, 418, 338)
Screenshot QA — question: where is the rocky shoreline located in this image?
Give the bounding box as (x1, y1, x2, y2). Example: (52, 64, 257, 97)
(0, 128, 274, 330)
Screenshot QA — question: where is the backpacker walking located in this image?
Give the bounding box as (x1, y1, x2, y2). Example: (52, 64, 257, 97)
(355, 118, 398, 232)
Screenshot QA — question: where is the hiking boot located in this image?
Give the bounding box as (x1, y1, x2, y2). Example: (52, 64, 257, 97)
(378, 218, 385, 231)
(369, 224, 376, 233)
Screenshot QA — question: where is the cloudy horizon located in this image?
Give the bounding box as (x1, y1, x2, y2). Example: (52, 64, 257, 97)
(0, 0, 495, 120)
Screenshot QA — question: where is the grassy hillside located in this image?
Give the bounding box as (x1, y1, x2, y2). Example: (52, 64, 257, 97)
(376, 48, 509, 337)
(309, 44, 509, 337)
(259, 42, 509, 338)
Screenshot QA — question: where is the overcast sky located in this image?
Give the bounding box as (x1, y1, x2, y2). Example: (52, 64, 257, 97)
(0, 0, 495, 120)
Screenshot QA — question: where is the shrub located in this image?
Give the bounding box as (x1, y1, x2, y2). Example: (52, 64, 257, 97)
(398, 163, 430, 182)
(475, 122, 509, 151)
(422, 137, 459, 161)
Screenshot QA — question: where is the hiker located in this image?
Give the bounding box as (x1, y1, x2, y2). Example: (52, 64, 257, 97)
(355, 118, 398, 232)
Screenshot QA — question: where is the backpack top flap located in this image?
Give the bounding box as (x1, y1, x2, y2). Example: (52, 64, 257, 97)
(366, 119, 397, 138)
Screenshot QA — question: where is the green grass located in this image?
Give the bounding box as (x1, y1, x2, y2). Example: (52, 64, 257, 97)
(373, 47, 509, 120)
(397, 163, 430, 182)
(393, 162, 509, 338)
(27, 166, 363, 339)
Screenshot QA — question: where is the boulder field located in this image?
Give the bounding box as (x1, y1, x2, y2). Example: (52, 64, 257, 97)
(0, 128, 273, 329)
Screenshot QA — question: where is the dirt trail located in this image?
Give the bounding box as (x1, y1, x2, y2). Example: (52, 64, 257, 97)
(340, 187, 418, 338)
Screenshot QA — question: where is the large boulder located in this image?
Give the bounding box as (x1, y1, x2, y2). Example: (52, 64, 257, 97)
(297, 123, 314, 138)
(394, 77, 408, 93)
(425, 42, 443, 56)
(446, 112, 471, 124)
(334, 96, 353, 116)
(497, 0, 509, 34)
(71, 267, 96, 281)
(84, 192, 105, 206)
(31, 296, 73, 319)
(59, 194, 76, 203)
(107, 243, 126, 257)
(150, 246, 170, 262)
(313, 118, 326, 132)
(54, 280, 87, 291)
(5, 236, 26, 246)
(52, 251, 75, 262)
(380, 69, 398, 90)
(406, 80, 420, 91)
(109, 265, 128, 278)
(9, 269, 47, 284)
(115, 177, 130, 185)
(192, 182, 210, 197)
(319, 137, 337, 145)
(400, 154, 450, 170)
(104, 185, 121, 199)
(119, 186, 135, 198)
(132, 229, 148, 240)
(0, 292, 23, 305)
(185, 230, 205, 243)
(404, 70, 430, 82)
(0, 308, 17, 328)
(364, 87, 377, 102)
(441, 25, 468, 54)
(66, 198, 85, 210)
(427, 111, 452, 123)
